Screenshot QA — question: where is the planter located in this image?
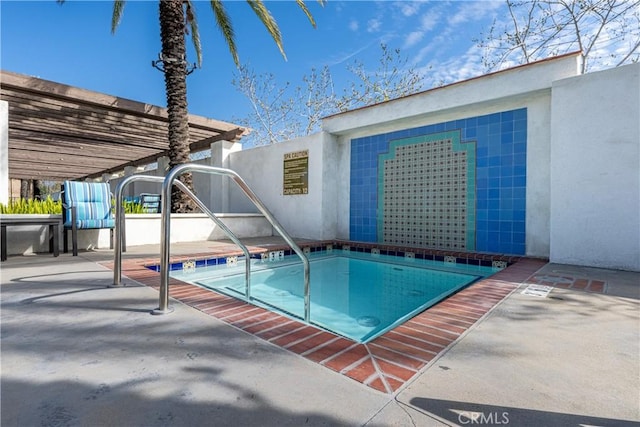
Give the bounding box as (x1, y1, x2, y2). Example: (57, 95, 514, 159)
(1, 213, 272, 256)
(1, 214, 64, 256)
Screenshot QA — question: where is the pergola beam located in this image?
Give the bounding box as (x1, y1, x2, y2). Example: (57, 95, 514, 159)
(85, 128, 245, 179)
(0, 70, 249, 182)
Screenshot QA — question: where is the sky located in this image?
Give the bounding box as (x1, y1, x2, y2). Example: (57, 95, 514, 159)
(0, 0, 512, 124)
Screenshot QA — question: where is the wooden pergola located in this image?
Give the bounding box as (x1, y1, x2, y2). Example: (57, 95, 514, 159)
(0, 70, 248, 181)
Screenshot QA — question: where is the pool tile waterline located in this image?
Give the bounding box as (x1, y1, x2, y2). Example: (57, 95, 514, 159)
(107, 246, 554, 394)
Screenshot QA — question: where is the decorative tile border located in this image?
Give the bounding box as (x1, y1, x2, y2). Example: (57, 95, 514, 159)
(350, 108, 528, 255)
(142, 240, 527, 273)
(377, 131, 475, 251)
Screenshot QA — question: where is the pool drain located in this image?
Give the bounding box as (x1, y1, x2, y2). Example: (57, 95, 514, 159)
(274, 290, 291, 297)
(357, 316, 380, 327)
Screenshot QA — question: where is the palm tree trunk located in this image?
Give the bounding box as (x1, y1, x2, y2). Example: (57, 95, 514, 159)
(20, 180, 30, 199)
(159, 0, 196, 213)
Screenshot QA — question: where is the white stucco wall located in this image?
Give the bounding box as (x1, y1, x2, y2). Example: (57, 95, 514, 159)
(124, 213, 272, 247)
(330, 94, 553, 257)
(99, 54, 581, 257)
(324, 54, 582, 257)
(550, 63, 640, 271)
(227, 132, 338, 240)
(323, 53, 581, 136)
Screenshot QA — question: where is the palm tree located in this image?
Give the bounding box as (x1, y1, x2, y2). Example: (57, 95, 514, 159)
(61, 0, 324, 212)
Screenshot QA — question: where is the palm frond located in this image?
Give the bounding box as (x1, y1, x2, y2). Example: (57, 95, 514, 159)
(246, 0, 286, 61)
(295, 0, 326, 28)
(210, 0, 239, 66)
(111, 0, 126, 34)
(185, 0, 202, 67)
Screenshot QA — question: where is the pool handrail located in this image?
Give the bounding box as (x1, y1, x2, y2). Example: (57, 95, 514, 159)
(112, 174, 251, 303)
(157, 164, 311, 323)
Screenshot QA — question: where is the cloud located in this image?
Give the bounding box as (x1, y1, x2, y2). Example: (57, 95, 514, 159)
(349, 19, 359, 32)
(398, 1, 421, 17)
(425, 45, 487, 86)
(367, 18, 382, 33)
(401, 7, 441, 50)
(404, 31, 424, 48)
(420, 8, 440, 31)
(448, 1, 503, 26)
(412, 33, 448, 64)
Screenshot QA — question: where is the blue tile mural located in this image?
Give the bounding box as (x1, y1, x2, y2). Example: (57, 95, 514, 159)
(350, 108, 527, 255)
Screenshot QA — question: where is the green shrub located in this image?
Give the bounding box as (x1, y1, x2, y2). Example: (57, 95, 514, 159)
(122, 200, 146, 214)
(0, 196, 62, 214)
(0, 197, 146, 214)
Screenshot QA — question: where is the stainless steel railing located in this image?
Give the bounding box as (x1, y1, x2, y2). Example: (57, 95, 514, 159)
(156, 164, 311, 322)
(112, 174, 252, 303)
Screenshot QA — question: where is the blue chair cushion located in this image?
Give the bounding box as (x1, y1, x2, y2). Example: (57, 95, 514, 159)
(63, 181, 115, 229)
(74, 219, 115, 229)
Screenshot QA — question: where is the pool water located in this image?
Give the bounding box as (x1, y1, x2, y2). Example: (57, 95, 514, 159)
(170, 251, 496, 343)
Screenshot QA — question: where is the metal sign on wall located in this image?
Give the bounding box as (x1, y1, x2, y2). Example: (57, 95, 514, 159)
(283, 150, 309, 195)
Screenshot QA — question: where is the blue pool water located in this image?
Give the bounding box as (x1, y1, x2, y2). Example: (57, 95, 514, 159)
(170, 251, 496, 343)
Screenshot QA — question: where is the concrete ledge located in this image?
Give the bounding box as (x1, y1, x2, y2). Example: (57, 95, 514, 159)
(123, 213, 273, 247)
(1, 213, 273, 255)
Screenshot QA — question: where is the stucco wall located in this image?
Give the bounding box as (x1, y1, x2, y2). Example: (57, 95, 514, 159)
(550, 63, 640, 271)
(323, 54, 581, 257)
(330, 95, 552, 257)
(123, 213, 272, 247)
(323, 53, 580, 135)
(101, 55, 579, 258)
(227, 132, 339, 240)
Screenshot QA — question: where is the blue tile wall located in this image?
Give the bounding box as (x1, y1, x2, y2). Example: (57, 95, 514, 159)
(350, 108, 527, 255)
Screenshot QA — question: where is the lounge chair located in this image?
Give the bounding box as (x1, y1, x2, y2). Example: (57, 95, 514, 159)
(139, 193, 161, 213)
(62, 181, 115, 256)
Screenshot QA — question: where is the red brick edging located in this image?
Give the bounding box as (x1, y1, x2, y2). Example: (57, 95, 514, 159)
(104, 255, 546, 394)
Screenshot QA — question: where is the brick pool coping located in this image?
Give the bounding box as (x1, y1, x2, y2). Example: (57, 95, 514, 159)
(103, 243, 548, 394)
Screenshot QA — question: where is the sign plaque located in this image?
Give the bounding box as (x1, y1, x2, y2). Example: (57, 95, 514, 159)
(283, 150, 309, 195)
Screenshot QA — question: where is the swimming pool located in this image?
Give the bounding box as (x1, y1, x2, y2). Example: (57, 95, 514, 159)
(169, 249, 497, 343)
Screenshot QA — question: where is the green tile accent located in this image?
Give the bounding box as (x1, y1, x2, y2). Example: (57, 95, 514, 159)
(377, 130, 476, 250)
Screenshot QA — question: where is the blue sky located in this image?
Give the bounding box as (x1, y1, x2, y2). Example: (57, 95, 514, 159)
(1, 1, 505, 123)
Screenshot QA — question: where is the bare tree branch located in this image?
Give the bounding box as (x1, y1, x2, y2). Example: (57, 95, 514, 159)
(478, 0, 640, 73)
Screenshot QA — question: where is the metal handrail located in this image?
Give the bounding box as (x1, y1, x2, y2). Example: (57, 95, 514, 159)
(112, 174, 251, 301)
(156, 164, 311, 322)
(175, 182, 252, 301)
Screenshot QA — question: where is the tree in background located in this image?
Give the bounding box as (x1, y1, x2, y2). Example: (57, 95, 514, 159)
(477, 0, 640, 73)
(232, 64, 337, 145)
(18, 180, 60, 201)
(295, 65, 338, 135)
(232, 65, 301, 146)
(234, 44, 424, 147)
(61, 0, 323, 212)
(338, 44, 424, 111)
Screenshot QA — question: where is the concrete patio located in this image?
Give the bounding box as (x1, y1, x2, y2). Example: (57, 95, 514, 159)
(1, 240, 638, 426)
